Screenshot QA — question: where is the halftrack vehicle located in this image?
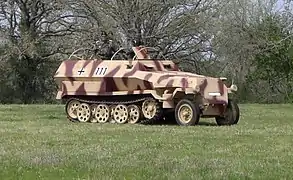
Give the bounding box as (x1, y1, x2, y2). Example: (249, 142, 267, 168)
(54, 46, 240, 126)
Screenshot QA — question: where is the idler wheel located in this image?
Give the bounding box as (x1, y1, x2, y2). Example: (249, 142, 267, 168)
(77, 103, 91, 122)
(95, 104, 110, 123)
(113, 104, 128, 124)
(127, 105, 141, 124)
(66, 99, 81, 121)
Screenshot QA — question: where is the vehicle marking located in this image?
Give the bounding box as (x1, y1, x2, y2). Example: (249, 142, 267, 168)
(95, 67, 108, 76)
(78, 67, 85, 75)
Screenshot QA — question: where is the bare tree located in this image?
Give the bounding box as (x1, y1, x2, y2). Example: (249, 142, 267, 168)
(74, 0, 220, 70)
(0, 0, 87, 103)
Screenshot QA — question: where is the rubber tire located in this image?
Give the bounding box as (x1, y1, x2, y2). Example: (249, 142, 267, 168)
(215, 99, 240, 126)
(175, 99, 200, 126)
(232, 100, 240, 125)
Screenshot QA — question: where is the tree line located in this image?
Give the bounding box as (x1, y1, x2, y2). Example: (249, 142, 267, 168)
(0, 0, 292, 104)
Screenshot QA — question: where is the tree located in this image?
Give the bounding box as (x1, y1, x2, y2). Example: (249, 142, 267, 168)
(0, 0, 86, 103)
(246, 14, 293, 103)
(75, 0, 220, 71)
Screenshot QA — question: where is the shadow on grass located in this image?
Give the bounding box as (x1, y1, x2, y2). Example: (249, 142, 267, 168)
(198, 121, 218, 126)
(143, 119, 218, 127)
(59, 117, 219, 127)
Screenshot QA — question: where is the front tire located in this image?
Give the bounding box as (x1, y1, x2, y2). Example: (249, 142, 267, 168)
(215, 99, 240, 126)
(175, 99, 200, 126)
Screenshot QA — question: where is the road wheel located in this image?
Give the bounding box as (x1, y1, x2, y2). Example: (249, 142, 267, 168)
(77, 103, 91, 122)
(65, 99, 81, 122)
(114, 104, 129, 124)
(127, 105, 141, 124)
(175, 99, 200, 126)
(215, 99, 240, 126)
(95, 104, 110, 123)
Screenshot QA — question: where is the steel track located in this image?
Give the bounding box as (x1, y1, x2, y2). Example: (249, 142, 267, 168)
(65, 96, 164, 124)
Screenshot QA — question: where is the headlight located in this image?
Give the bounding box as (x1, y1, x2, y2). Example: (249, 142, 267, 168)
(195, 85, 200, 92)
(230, 84, 238, 92)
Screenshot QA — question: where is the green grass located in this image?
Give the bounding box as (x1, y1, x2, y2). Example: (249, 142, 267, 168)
(1, 104, 293, 180)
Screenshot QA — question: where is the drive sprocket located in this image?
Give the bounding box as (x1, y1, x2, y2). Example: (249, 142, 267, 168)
(140, 98, 163, 125)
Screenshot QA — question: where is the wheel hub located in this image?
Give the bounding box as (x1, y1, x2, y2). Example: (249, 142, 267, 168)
(178, 104, 193, 123)
(147, 105, 154, 112)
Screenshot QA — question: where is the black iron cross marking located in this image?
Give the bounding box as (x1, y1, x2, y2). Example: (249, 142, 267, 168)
(78, 67, 85, 75)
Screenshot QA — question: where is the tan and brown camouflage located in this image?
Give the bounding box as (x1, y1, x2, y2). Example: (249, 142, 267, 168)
(54, 46, 240, 126)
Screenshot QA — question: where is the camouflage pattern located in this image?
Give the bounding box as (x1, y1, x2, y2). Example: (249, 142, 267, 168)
(54, 46, 240, 126)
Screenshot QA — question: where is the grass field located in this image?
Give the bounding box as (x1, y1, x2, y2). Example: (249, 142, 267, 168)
(1, 104, 293, 180)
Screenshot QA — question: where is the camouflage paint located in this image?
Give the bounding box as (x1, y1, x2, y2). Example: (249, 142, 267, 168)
(54, 47, 238, 117)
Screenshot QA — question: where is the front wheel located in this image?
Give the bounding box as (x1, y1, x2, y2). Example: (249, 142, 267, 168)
(215, 99, 240, 126)
(175, 99, 200, 126)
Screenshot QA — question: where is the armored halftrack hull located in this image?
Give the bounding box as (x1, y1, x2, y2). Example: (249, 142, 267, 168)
(54, 47, 240, 126)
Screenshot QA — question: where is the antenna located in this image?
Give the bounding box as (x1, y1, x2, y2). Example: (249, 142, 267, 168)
(69, 48, 85, 59)
(110, 48, 126, 60)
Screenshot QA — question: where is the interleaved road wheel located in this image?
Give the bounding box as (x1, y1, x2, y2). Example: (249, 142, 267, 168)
(95, 104, 110, 123)
(127, 105, 141, 124)
(77, 103, 91, 122)
(114, 104, 128, 124)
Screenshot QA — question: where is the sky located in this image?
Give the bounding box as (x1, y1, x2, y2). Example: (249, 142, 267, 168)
(275, 0, 291, 12)
(276, 0, 285, 10)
